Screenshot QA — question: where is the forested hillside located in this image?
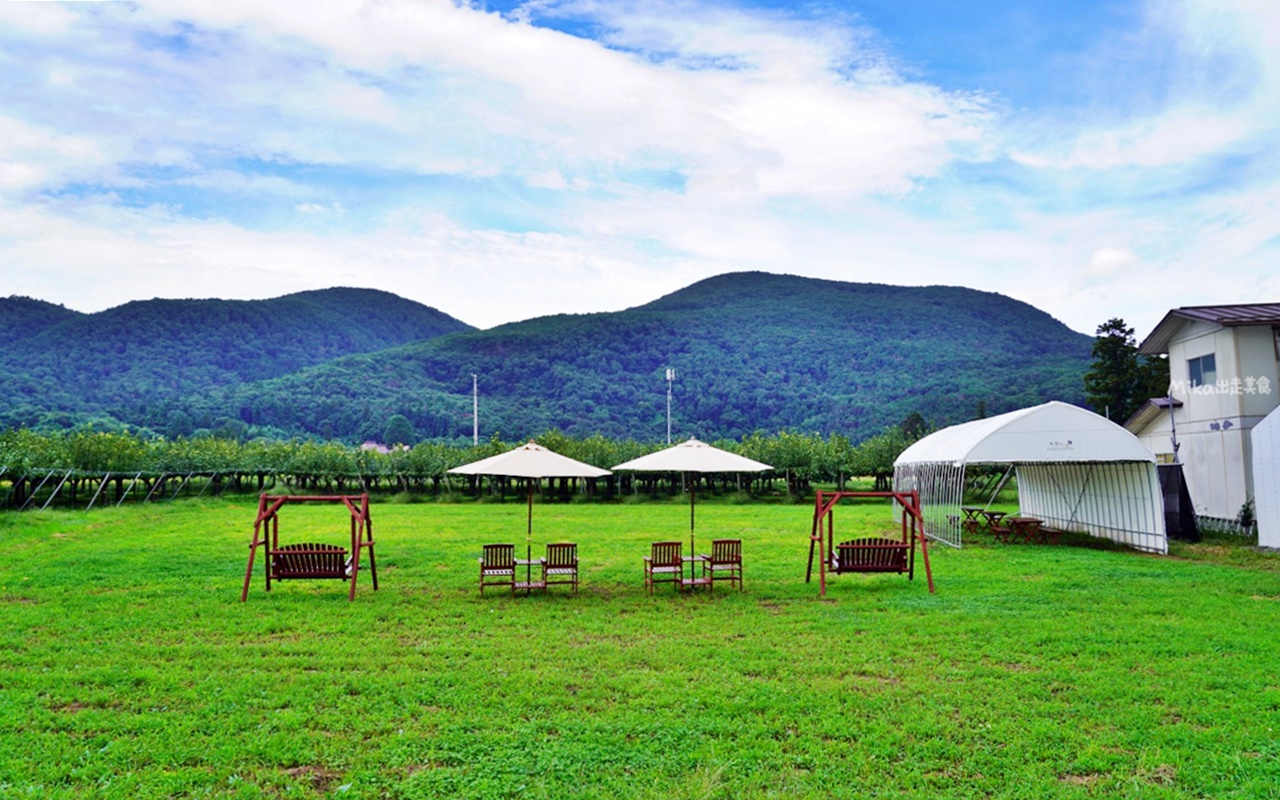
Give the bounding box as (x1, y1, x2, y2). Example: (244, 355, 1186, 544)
(214, 273, 1092, 442)
(0, 288, 473, 433)
(0, 296, 82, 344)
(1, 273, 1093, 443)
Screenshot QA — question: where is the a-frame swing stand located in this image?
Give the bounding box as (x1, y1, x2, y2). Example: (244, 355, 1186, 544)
(240, 494, 378, 602)
(805, 490, 935, 596)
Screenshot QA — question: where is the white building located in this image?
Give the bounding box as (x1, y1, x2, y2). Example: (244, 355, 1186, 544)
(1126, 304, 1280, 523)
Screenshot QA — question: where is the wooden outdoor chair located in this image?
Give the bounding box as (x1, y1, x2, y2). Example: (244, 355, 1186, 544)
(479, 543, 516, 594)
(643, 541, 684, 594)
(702, 538, 743, 590)
(543, 542, 579, 593)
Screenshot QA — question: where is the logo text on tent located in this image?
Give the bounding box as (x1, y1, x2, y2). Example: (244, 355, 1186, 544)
(1047, 439, 1075, 451)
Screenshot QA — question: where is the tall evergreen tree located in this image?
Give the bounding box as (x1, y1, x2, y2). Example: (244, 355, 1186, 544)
(1083, 318, 1168, 422)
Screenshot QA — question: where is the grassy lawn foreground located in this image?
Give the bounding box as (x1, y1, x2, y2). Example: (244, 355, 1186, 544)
(2, 497, 1280, 799)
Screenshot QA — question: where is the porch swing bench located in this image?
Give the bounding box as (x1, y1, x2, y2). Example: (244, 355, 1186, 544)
(240, 493, 378, 602)
(271, 542, 353, 580)
(831, 537, 910, 573)
(807, 490, 935, 595)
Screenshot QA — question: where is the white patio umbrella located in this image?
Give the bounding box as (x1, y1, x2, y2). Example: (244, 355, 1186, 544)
(612, 437, 772, 553)
(449, 441, 611, 576)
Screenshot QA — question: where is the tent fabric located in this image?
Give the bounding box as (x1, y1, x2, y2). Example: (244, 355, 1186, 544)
(895, 401, 1156, 467)
(1016, 462, 1166, 553)
(893, 402, 1167, 554)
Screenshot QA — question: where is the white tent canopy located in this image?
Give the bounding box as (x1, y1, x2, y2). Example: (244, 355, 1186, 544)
(894, 402, 1167, 553)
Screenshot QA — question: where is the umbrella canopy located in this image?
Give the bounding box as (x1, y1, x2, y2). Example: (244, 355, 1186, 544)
(450, 441, 612, 480)
(449, 441, 611, 571)
(612, 438, 772, 553)
(612, 437, 772, 474)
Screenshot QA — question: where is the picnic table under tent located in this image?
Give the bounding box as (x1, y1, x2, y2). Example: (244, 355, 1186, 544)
(892, 401, 1168, 553)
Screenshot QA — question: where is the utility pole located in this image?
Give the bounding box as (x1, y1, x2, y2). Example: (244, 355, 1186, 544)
(472, 373, 479, 446)
(666, 368, 675, 444)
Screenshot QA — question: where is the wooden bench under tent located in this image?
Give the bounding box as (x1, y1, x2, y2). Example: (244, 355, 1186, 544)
(240, 494, 378, 602)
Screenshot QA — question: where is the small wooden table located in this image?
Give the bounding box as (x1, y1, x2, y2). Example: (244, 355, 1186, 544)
(961, 506, 985, 533)
(680, 555, 711, 589)
(1004, 516, 1043, 544)
(514, 558, 547, 593)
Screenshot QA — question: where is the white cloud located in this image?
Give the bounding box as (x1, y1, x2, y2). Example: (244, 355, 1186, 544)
(0, 1, 78, 36)
(1086, 247, 1140, 276)
(41, 0, 985, 200)
(0, 0, 1277, 347)
(1013, 0, 1280, 173)
(0, 116, 113, 193)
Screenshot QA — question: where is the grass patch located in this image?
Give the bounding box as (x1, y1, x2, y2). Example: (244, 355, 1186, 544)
(2, 499, 1280, 798)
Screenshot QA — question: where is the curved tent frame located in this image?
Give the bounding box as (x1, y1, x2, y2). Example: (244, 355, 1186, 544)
(893, 402, 1167, 553)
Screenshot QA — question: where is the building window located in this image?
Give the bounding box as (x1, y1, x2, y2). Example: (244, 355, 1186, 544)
(1188, 353, 1216, 387)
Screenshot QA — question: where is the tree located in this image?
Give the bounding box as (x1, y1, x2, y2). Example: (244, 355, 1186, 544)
(1083, 318, 1168, 422)
(900, 411, 928, 441)
(383, 414, 416, 446)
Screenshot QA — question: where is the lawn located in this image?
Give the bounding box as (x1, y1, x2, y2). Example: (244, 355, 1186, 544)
(2, 495, 1280, 799)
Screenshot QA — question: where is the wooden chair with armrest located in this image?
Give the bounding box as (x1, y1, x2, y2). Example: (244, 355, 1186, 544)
(643, 541, 683, 594)
(479, 543, 516, 594)
(543, 542, 579, 593)
(702, 538, 743, 590)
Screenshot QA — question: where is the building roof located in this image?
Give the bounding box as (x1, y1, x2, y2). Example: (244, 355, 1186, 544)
(894, 401, 1156, 467)
(1139, 303, 1280, 354)
(1123, 396, 1183, 434)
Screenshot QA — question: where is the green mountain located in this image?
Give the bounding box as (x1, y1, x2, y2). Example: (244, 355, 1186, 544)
(0, 296, 83, 344)
(0, 288, 473, 433)
(208, 272, 1093, 442)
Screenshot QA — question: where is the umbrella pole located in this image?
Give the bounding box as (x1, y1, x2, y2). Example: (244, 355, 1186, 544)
(526, 480, 534, 592)
(689, 473, 696, 554)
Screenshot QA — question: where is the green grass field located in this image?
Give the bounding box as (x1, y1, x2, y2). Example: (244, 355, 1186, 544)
(2, 495, 1280, 799)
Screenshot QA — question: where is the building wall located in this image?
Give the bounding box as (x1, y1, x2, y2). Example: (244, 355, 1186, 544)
(1133, 322, 1279, 521)
(1134, 422, 1175, 463)
(1253, 407, 1280, 548)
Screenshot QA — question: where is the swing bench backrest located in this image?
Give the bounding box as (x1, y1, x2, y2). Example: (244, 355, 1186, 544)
(271, 542, 351, 580)
(833, 537, 909, 573)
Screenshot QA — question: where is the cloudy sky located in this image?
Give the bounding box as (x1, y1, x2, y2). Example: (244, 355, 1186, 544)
(1, 0, 1277, 335)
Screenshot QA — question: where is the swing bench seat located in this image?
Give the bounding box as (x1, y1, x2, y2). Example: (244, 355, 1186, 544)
(270, 542, 352, 580)
(832, 538, 910, 574)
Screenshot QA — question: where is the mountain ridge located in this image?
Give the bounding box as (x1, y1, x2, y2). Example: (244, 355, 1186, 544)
(210, 272, 1094, 442)
(0, 273, 1094, 442)
(0, 287, 474, 432)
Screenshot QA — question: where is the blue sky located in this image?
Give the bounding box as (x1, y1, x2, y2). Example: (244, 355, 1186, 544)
(1, 0, 1277, 334)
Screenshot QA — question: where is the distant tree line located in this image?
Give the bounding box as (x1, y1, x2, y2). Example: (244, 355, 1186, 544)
(0, 425, 921, 510)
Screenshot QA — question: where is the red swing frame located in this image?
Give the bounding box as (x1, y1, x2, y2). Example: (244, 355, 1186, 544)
(240, 493, 378, 602)
(806, 490, 935, 596)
